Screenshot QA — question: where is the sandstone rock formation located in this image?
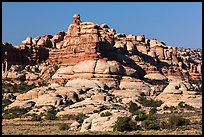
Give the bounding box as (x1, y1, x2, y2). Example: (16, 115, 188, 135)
(2, 14, 202, 132)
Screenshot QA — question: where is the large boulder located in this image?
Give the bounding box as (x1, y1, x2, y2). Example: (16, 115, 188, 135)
(80, 109, 131, 132)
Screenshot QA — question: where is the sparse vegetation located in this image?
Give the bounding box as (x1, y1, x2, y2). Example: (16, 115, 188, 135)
(38, 80, 48, 87)
(168, 114, 190, 128)
(149, 107, 157, 114)
(49, 71, 55, 77)
(59, 123, 70, 130)
(134, 110, 147, 121)
(63, 113, 87, 124)
(128, 101, 141, 114)
(45, 110, 57, 120)
(54, 65, 59, 71)
(178, 101, 194, 110)
(3, 106, 33, 118)
(141, 114, 161, 130)
(137, 96, 163, 107)
(3, 113, 18, 119)
(2, 82, 36, 93)
(31, 114, 42, 121)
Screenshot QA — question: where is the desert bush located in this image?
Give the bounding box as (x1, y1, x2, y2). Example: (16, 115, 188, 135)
(142, 119, 160, 130)
(63, 113, 87, 124)
(49, 71, 55, 77)
(45, 110, 57, 120)
(74, 113, 87, 124)
(134, 110, 147, 121)
(54, 65, 59, 71)
(113, 117, 139, 132)
(178, 101, 194, 110)
(138, 96, 163, 107)
(93, 110, 100, 113)
(168, 114, 190, 128)
(128, 120, 141, 130)
(31, 114, 42, 121)
(3, 113, 18, 119)
(100, 111, 112, 117)
(141, 114, 161, 130)
(38, 80, 48, 87)
(3, 106, 32, 117)
(128, 101, 141, 114)
(160, 121, 170, 129)
(149, 107, 157, 114)
(59, 123, 70, 130)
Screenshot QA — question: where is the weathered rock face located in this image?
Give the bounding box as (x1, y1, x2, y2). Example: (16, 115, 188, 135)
(2, 14, 202, 82)
(156, 76, 202, 108)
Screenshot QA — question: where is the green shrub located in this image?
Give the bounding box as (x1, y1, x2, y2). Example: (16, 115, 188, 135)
(128, 120, 141, 130)
(63, 113, 87, 124)
(168, 114, 190, 128)
(141, 114, 160, 130)
(59, 123, 70, 130)
(142, 119, 160, 130)
(49, 71, 55, 76)
(134, 110, 147, 121)
(3, 113, 18, 119)
(93, 110, 100, 113)
(38, 80, 48, 87)
(54, 65, 59, 71)
(178, 101, 194, 110)
(138, 96, 163, 107)
(100, 111, 112, 117)
(74, 113, 87, 124)
(128, 101, 141, 114)
(31, 114, 42, 121)
(160, 121, 170, 129)
(113, 117, 140, 132)
(45, 110, 57, 120)
(113, 117, 132, 132)
(3, 106, 33, 117)
(149, 107, 157, 114)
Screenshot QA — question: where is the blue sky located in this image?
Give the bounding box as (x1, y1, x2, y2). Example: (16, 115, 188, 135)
(2, 2, 202, 49)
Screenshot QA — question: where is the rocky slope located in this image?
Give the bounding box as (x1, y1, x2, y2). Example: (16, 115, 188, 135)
(2, 14, 202, 132)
